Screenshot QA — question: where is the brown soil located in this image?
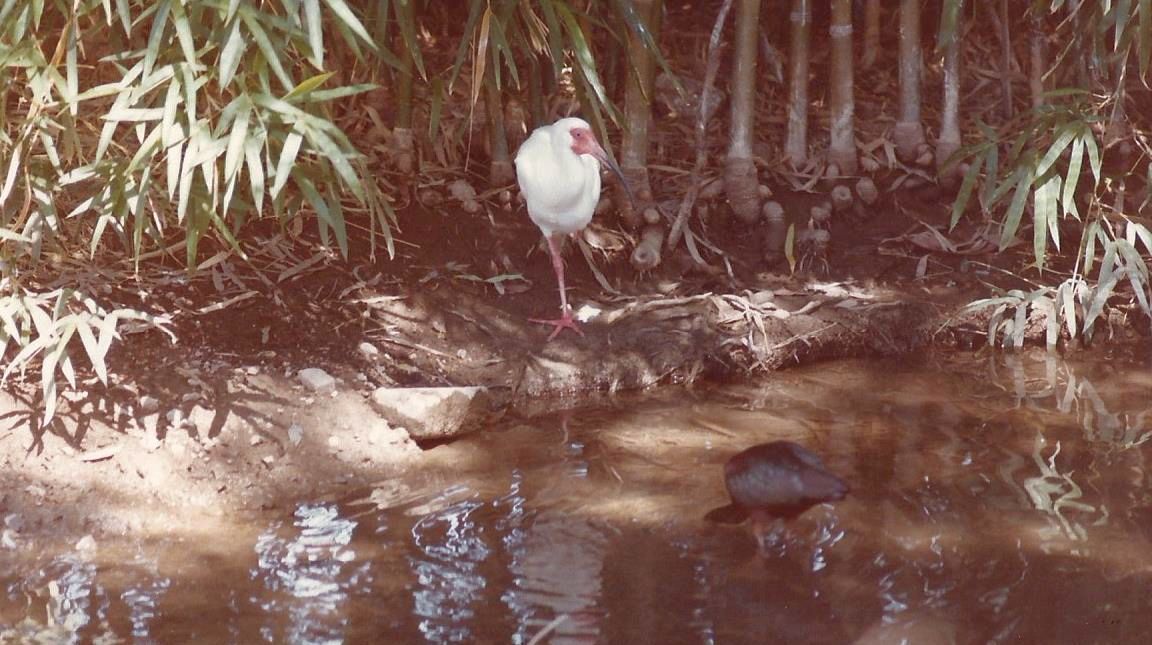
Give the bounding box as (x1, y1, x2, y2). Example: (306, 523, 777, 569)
(5, 177, 1141, 541)
(5, 3, 1152, 540)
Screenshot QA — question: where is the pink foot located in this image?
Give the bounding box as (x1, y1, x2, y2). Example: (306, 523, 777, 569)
(529, 309, 584, 341)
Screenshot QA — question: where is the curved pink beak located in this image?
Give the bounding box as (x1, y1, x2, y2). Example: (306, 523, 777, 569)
(574, 129, 637, 209)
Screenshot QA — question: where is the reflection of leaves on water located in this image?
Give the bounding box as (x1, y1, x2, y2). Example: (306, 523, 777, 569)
(1071, 378, 1151, 447)
(1023, 433, 1100, 543)
(995, 355, 1152, 448)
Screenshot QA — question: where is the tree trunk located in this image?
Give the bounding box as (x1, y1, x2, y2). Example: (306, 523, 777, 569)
(393, 3, 416, 174)
(619, 0, 662, 231)
(1028, 10, 1045, 111)
(725, 0, 762, 224)
(784, 0, 811, 165)
(485, 60, 515, 186)
(861, 0, 880, 69)
(996, 0, 1013, 119)
(827, 0, 856, 175)
(894, 0, 925, 163)
(937, 1, 963, 185)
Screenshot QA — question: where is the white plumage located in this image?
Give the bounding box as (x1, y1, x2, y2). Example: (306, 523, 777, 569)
(513, 117, 628, 340)
(514, 117, 603, 238)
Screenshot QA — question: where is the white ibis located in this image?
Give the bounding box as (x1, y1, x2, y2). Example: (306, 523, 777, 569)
(514, 117, 632, 340)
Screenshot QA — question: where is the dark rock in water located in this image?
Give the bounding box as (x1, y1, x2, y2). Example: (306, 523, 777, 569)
(705, 441, 849, 525)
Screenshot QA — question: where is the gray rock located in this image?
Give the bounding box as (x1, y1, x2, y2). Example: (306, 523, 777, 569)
(187, 405, 214, 432)
(358, 342, 380, 360)
(369, 386, 489, 441)
(138, 395, 160, 414)
(298, 368, 336, 394)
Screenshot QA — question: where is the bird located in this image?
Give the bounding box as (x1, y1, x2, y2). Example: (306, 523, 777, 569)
(514, 117, 632, 340)
(705, 441, 849, 553)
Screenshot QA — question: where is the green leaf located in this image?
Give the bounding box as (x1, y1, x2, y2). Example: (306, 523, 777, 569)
(224, 97, 251, 181)
(1083, 219, 1100, 276)
(169, 0, 199, 70)
(1061, 134, 1084, 219)
(1033, 174, 1060, 269)
(270, 127, 304, 199)
(1140, 0, 1152, 76)
(1059, 279, 1079, 339)
(951, 154, 983, 229)
(296, 174, 349, 257)
(302, 122, 365, 201)
(323, 0, 377, 49)
(554, 2, 616, 123)
(1035, 125, 1077, 178)
(284, 72, 335, 100)
(240, 7, 295, 91)
(1082, 131, 1101, 185)
(446, 0, 486, 93)
(392, 0, 426, 79)
(244, 132, 266, 215)
(116, 0, 131, 34)
(75, 317, 108, 383)
(1000, 166, 1033, 250)
(143, 0, 171, 78)
(304, 0, 324, 67)
(297, 83, 378, 103)
(218, 17, 246, 88)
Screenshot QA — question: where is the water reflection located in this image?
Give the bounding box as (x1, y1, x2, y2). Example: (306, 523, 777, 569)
(252, 503, 359, 643)
(2, 352, 1152, 643)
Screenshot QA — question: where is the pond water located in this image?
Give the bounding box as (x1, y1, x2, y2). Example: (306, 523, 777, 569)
(4, 352, 1152, 643)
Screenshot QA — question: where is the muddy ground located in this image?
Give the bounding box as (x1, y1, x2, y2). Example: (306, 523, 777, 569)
(3, 173, 1147, 545)
(4, 0, 1152, 541)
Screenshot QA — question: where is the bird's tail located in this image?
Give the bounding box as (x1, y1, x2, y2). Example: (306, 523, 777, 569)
(704, 503, 749, 524)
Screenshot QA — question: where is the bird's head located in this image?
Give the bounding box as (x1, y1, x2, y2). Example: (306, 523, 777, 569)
(555, 117, 636, 208)
(554, 118, 607, 163)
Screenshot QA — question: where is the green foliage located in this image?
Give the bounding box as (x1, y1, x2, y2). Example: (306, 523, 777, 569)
(949, 0, 1152, 346)
(0, 0, 396, 424)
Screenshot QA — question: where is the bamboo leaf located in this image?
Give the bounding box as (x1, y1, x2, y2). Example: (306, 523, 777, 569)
(302, 122, 365, 201)
(555, 2, 615, 122)
(1060, 280, 1079, 339)
(1035, 125, 1077, 178)
(446, 0, 485, 93)
(1033, 174, 1059, 268)
(951, 154, 983, 229)
(323, 0, 377, 49)
(304, 0, 324, 67)
(244, 131, 266, 215)
(170, 0, 199, 70)
(75, 317, 108, 383)
(284, 72, 335, 100)
(143, 0, 171, 78)
(1062, 134, 1084, 218)
(219, 16, 246, 87)
(296, 174, 349, 257)
(240, 7, 295, 91)
(271, 127, 304, 199)
(392, 0, 426, 79)
(1000, 167, 1033, 249)
(472, 6, 492, 108)
(1082, 131, 1102, 185)
(224, 97, 251, 181)
(1141, 0, 1152, 76)
(116, 0, 131, 34)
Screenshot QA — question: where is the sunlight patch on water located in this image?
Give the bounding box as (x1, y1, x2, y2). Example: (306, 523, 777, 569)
(4, 352, 1152, 643)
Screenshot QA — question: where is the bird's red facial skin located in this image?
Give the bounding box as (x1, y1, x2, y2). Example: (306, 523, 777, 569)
(568, 127, 601, 158)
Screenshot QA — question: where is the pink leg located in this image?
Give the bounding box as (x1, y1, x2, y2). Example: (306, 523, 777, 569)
(530, 234, 584, 340)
